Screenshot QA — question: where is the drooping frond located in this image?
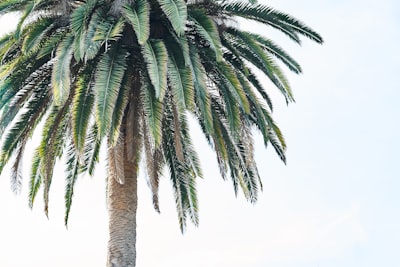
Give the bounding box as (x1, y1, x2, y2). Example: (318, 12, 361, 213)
(71, 65, 95, 155)
(51, 34, 74, 106)
(64, 140, 80, 226)
(142, 40, 168, 100)
(70, 0, 99, 61)
(122, 0, 150, 45)
(221, 1, 323, 44)
(157, 0, 187, 36)
(39, 99, 71, 216)
(22, 16, 56, 55)
(94, 46, 128, 139)
(142, 74, 163, 147)
(189, 7, 222, 61)
(167, 52, 194, 111)
(224, 28, 294, 103)
(0, 85, 51, 175)
(188, 44, 213, 135)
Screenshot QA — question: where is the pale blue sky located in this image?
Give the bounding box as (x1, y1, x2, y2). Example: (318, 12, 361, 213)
(0, 0, 399, 266)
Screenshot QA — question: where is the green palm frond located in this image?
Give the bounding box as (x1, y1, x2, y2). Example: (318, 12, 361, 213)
(108, 69, 131, 145)
(51, 34, 74, 106)
(80, 124, 101, 175)
(21, 16, 56, 55)
(142, 75, 163, 147)
(71, 66, 95, 155)
(28, 148, 42, 208)
(157, 0, 187, 36)
(94, 16, 125, 45)
(0, 86, 50, 175)
(80, 10, 103, 61)
(94, 46, 128, 139)
(0, 0, 30, 14)
(216, 60, 250, 114)
(39, 101, 71, 216)
(189, 8, 222, 61)
(14, 0, 34, 39)
(10, 140, 26, 194)
(122, 0, 149, 45)
(142, 40, 168, 100)
(162, 95, 199, 232)
(221, 1, 323, 44)
(224, 28, 294, 103)
(188, 44, 213, 135)
(71, 0, 99, 61)
(36, 29, 67, 59)
(64, 140, 80, 226)
(250, 33, 302, 74)
(167, 53, 194, 111)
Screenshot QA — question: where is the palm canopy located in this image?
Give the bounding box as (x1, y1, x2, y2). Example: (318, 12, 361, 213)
(0, 0, 322, 231)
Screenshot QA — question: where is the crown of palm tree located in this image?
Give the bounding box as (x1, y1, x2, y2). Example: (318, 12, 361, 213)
(0, 0, 322, 232)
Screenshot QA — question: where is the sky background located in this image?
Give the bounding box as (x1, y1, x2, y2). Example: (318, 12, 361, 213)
(1, 0, 399, 266)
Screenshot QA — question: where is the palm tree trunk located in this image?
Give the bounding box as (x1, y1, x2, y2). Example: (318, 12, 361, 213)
(106, 150, 138, 267)
(107, 84, 142, 267)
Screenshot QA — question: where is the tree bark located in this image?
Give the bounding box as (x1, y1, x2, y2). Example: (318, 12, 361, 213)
(106, 86, 141, 267)
(106, 146, 138, 267)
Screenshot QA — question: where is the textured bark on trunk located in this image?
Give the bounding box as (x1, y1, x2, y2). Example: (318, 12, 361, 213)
(107, 84, 141, 267)
(106, 148, 138, 267)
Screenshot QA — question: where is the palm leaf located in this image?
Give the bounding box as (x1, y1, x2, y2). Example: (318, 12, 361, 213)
(122, 0, 150, 45)
(94, 47, 128, 139)
(221, 1, 323, 44)
(157, 0, 187, 36)
(189, 8, 222, 61)
(64, 140, 80, 226)
(142, 76, 163, 147)
(22, 16, 55, 55)
(142, 40, 168, 100)
(167, 53, 194, 111)
(71, 66, 95, 155)
(51, 34, 74, 106)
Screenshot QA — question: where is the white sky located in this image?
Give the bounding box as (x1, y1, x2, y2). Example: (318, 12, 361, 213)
(1, 0, 399, 266)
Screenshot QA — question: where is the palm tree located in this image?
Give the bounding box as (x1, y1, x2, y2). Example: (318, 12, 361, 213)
(0, 0, 322, 266)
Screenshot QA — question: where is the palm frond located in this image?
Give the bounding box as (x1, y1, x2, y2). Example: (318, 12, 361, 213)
(188, 44, 213, 135)
(167, 53, 194, 112)
(142, 40, 168, 100)
(0, 86, 50, 175)
(142, 112, 164, 212)
(157, 0, 187, 36)
(73, 9, 104, 62)
(21, 16, 56, 55)
(40, 100, 71, 216)
(71, 0, 99, 61)
(51, 34, 74, 106)
(64, 140, 80, 226)
(224, 28, 294, 103)
(122, 0, 149, 45)
(80, 124, 101, 175)
(14, 0, 34, 39)
(71, 66, 95, 155)
(142, 75, 163, 147)
(0, 0, 30, 15)
(189, 8, 222, 61)
(10, 140, 26, 194)
(28, 148, 42, 208)
(250, 33, 302, 73)
(94, 46, 128, 139)
(221, 1, 323, 44)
